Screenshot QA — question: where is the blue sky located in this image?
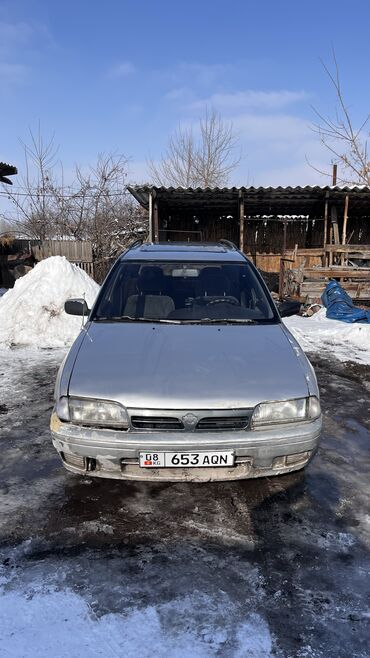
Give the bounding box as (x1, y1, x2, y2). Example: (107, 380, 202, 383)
(1, 0, 370, 195)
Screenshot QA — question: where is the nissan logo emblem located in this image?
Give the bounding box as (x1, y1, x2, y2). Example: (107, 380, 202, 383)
(182, 413, 198, 430)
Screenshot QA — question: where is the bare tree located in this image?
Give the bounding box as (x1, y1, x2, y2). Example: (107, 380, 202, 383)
(1, 129, 148, 280)
(0, 216, 16, 236)
(149, 108, 240, 187)
(2, 125, 62, 239)
(311, 53, 370, 185)
(64, 153, 147, 279)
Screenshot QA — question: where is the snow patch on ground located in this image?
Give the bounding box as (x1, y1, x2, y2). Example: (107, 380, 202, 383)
(0, 256, 99, 348)
(0, 582, 273, 658)
(183, 519, 256, 548)
(80, 520, 115, 535)
(284, 308, 370, 365)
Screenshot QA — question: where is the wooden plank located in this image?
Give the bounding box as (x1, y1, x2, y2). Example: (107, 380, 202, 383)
(31, 240, 93, 266)
(330, 204, 340, 253)
(153, 200, 159, 243)
(249, 248, 325, 257)
(342, 194, 349, 245)
(294, 248, 326, 256)
(341, 194, 350, 266)
(324, 244, 370, 253)
(342, 253, 370, 260)
(329, 226, 333, 266)
(300, 281, 370, 291)
(302, 268, 370, 279)
(299, 281, 370, 300)
(323, 192, 329, 262)
(148, 190, 153, 242)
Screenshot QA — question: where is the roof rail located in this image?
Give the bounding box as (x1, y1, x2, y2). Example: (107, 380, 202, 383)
(127, 238, 144, 250)
(219, 239, 238, 250)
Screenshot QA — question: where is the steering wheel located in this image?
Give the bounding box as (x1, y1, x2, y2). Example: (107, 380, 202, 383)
(206, 296, 239, 306)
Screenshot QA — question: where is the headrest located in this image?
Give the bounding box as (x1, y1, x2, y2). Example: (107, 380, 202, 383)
(199, 267, 230, 294)
(138, 266, 164, 294)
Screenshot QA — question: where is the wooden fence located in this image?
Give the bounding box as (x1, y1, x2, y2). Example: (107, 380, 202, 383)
(31, 240, 94, 277)
(0, 238, 95, 287)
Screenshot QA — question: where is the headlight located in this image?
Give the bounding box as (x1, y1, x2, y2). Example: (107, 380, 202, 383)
(251, 396, 320, 428)
(56, 396, 129, 429)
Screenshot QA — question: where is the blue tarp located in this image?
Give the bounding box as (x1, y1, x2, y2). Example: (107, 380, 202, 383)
(321, 280, 370, 323)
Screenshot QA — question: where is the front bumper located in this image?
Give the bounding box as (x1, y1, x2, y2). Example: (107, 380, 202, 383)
(50, 412, 322, 482)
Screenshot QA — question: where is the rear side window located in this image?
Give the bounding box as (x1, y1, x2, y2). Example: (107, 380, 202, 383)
(92, 260, 277, 323)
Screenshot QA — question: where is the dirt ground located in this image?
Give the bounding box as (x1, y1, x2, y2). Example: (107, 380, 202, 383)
(0, 348, 369, 657)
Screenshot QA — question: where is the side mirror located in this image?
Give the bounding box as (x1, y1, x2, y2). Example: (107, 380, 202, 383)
(276, 299, 302, 318)
(64, 298, 90, 316)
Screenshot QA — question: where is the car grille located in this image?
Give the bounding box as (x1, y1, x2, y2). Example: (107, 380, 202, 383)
(196, 416, 250, 431)
(131, 416, 184, 430)
(129, 410, 252, 432)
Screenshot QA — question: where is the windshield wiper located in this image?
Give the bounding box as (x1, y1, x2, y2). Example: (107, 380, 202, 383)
(184, 318, 259, 325)
(94, 316, 273, 325)
(94, 315, 181, 324)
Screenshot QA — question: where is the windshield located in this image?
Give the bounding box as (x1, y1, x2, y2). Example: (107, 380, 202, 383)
(92, 260, 278, 324)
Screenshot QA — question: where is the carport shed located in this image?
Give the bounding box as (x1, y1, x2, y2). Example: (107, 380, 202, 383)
(128, 185, 370, 300)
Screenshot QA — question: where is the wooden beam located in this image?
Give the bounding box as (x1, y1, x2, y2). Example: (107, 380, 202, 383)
(148, 190, 153, 241)
(323, 191, 329, 265)
(239, 191, 244, 251)
(287, 247, 325, 256)
(300, 281, 370, 291)
(301, 267, 370, 279)
(299, 282, 370, 303)
(324, 243, 370, 253)
(331, 205, 340, 245)
(248, 248, 325, 258)
(279, 219, 288, 299)
(153, 198, 159, 243)
(329, 225, 333, 266)
(341, 195, 350, 244)
(341, 194, 350, 265)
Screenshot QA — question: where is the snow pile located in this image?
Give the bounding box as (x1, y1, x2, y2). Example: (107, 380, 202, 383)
(0, 256, 99, 348)
(284, 308, 370, 365)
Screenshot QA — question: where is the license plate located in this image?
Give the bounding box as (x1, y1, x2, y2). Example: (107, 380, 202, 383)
(139, 451, 234, 468)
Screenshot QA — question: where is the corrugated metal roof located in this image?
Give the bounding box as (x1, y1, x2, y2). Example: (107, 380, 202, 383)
(127, 184, 370, 219)
(0, 162, 17, 185)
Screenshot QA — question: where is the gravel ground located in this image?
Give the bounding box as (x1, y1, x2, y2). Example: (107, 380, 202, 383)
(0, 348, 369, 657)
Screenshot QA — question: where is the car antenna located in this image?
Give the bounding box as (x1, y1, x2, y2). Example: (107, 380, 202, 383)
(81, 292, 93, 343)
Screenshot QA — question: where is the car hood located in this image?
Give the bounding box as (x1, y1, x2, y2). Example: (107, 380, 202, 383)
(67, 322, 310, 409)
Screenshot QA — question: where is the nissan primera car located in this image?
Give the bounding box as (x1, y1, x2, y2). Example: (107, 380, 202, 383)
(51, 242, 322, 481)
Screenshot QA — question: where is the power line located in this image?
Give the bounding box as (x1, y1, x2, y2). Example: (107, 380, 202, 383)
(0, 188, 131, 199)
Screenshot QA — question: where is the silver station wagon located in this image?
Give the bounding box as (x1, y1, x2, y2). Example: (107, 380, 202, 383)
(51, 242, 322, 481)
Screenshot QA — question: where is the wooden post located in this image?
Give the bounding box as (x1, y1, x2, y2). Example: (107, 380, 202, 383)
(323, 193, 329, 266)
(239, 191, 245, 252)
(153, 196, 159, 243)
(331, 205, 340, 249)
(148, 190, 153, 242)
(279, 219, 288, 300)
(341, 194, 350, 265)
(323, 192, 329, 266)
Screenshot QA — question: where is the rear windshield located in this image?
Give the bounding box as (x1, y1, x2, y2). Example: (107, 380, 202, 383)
(92, 260, 278, 324)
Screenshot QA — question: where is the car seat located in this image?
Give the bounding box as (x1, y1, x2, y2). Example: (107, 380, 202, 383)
(123, 266, 175, 319)
(195, 266, 231, 299)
